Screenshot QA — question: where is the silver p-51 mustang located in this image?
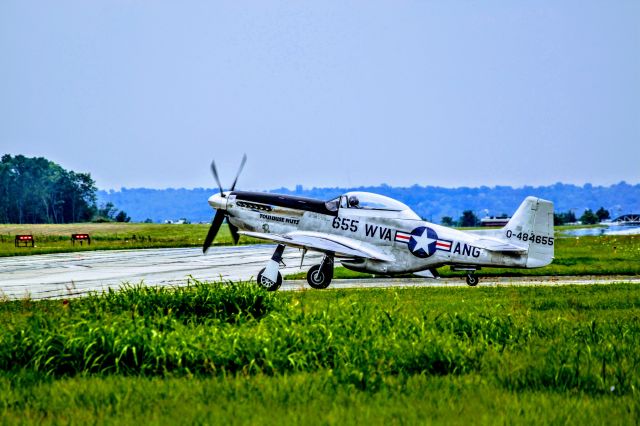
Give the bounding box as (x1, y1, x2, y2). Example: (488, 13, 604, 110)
(203, 156, 554, 290)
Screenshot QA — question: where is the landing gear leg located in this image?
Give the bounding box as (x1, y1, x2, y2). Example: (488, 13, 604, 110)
(306, 254, 334, 289)
(466, 273, 479, 287)
(257, 244, 285, 291)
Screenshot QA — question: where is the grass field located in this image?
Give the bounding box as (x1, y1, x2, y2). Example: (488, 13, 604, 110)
(1, 281, 638, 424)
(0, 223, 264, 256)
(0, 223, 616, 257)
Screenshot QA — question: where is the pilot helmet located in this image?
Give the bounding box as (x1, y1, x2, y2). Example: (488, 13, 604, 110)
(348, 195, 359, 207)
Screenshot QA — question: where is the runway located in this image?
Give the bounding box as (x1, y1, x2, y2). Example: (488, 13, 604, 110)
(0, 245, 323, 299)
(1, 246, 638, 299)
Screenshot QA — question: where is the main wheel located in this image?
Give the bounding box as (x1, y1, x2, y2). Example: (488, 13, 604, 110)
(466, 273, 479, 287)
(306, 264, 333, 289)
(257, 267, 282, 291)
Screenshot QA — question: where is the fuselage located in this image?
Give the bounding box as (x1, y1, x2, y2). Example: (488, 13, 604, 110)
(212, 190, 530, 275)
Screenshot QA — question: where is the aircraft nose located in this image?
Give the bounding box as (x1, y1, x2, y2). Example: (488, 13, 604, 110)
(208, 193, 228, 210)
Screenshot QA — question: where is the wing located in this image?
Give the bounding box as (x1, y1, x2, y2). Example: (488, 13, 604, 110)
(238, 230, 395, 262)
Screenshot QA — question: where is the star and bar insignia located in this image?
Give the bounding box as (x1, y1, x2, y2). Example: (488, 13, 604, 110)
(395, 226, 452, 258)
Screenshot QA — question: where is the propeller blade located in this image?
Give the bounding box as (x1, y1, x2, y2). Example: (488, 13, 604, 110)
(202, 210, 225, 253)
(210, 160, 224, 196)
(227, 219, 240, 245)
(229, 154, 247, 192)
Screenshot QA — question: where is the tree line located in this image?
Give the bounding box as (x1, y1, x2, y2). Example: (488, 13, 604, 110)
(0, 155, 129, 224)
(554, 207, 610, 225)
(440, 207, 612, 227)
(97, 183, 638, 225)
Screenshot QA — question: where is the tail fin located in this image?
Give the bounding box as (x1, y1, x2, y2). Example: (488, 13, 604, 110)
(504, 197, 554, 268)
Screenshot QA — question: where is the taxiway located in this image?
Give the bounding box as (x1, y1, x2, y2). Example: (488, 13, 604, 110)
(1, 245, 637, 299)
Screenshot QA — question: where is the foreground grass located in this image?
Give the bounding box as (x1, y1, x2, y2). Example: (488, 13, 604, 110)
(1, 281, 639, 424)
(2, 374, 636, 425)
(0, 223, 262, 256)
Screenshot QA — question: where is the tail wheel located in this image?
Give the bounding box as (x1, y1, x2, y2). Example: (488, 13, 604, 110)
(257, 267, 282, 291)
(307, 264, 332, 289)
(466, 273, 479, 287)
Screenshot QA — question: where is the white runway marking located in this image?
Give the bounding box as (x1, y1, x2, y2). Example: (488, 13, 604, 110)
(0, 246, 637, 299)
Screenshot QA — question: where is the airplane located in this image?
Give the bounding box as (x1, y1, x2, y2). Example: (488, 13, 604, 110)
(202, 156, 554, 291)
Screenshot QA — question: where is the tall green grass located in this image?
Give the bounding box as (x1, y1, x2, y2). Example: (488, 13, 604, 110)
(1, 280, 639, 396)
(83, 279, 282, 323)
(1, 281, 639, 423)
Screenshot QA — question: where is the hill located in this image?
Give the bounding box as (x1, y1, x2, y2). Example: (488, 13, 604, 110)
(97, 182, 640, 224)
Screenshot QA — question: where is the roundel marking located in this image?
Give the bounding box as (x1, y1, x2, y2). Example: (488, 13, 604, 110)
(407, 226, 439, 258)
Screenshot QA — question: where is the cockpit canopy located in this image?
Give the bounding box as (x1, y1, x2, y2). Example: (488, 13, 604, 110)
(325, 192, 420, 219)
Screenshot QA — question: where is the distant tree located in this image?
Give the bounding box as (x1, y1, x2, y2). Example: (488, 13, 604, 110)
(441, 216, 455, 227)
(595, 207, 610, 222)
(144, 218, 153, 223)
(554, 211, 577, 226)
(0, 154, 97, 224)
(459, 210, 479, 227)
(553, 213, 564, 226)
(115, 210, 131, 223)
(580, 209, 598, 225)
(95, 202, 117, 221)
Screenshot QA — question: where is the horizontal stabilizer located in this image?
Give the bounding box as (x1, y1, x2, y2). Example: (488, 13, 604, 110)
(473, 238, 527, 254)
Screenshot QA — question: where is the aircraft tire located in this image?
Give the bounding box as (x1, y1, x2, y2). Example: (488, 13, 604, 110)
(466, 273, 479, 287)
(257, 267, 282, 291)
(306, 264, 332, 289)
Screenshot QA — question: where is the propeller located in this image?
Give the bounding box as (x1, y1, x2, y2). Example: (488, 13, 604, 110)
(230, 154, 247, 192)
(203, 155, 246, 253)
(210, 154, 246, 198)
(228, 220, 240, 245)
(210, 161, 224, 196)
(203, 210, 225, 254)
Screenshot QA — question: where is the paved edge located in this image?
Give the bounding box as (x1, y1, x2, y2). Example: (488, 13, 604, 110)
(281, 275, 640, 291)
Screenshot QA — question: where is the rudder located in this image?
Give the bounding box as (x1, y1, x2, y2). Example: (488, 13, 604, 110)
(503, 196, 554, 268)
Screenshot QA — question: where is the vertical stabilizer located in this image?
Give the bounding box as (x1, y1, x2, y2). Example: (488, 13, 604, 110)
(503, 197, 554, 268)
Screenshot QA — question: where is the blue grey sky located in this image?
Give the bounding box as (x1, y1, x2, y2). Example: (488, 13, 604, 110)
(1, 1, 639, 191)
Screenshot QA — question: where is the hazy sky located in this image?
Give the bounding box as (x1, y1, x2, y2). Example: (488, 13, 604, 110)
(1, 1, 639, 191)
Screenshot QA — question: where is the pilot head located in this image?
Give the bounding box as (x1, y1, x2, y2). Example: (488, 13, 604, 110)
(348, 195, 359, 208)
